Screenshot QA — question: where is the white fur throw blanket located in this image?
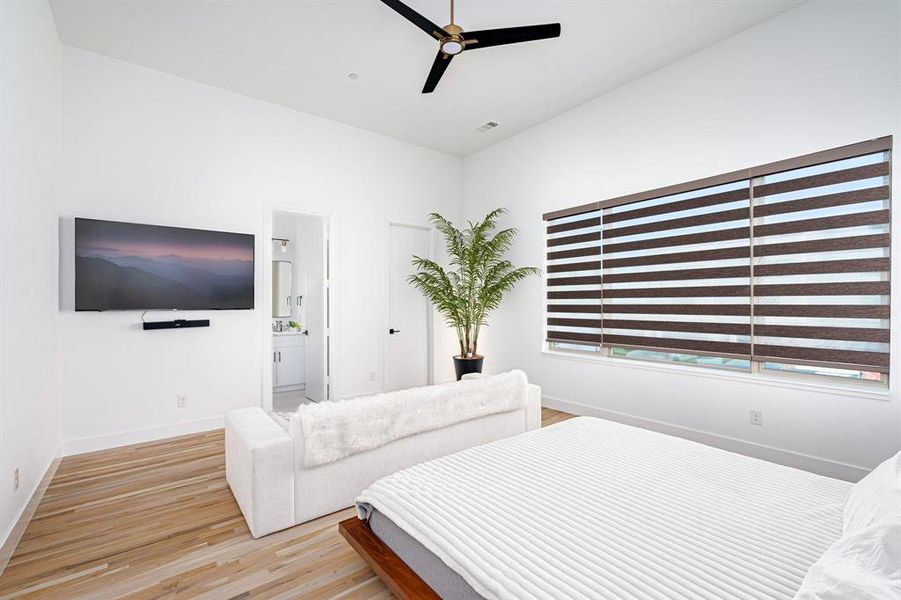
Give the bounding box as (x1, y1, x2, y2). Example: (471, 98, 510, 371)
(295, 370, 528, 467)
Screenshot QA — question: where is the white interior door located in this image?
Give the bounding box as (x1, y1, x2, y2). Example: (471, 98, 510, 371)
(303, 217, 327, 402)
(387, 224, 430, 391)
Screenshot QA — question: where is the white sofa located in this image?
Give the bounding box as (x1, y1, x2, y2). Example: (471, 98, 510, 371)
(225, 373, 541, 538)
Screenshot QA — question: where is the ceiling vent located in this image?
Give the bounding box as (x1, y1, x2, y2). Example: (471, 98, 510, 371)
(476, 121, 499, 132)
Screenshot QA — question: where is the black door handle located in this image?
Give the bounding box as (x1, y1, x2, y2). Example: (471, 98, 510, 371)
(389, 328, 400, 334)
(302, 329, 309, 335)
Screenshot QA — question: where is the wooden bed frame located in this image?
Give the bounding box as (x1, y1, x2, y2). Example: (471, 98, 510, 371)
(338, 517, 441, 599)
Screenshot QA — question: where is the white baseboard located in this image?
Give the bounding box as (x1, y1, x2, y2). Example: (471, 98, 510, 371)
(0, 455, 61, 575)
(543, 395, 868, 482)
(62, 415, 224, 456)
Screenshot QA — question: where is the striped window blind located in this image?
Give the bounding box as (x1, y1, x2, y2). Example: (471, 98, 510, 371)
(544, 136, 892, 375)
(546, 209, 603, 346)
(752, 150, 891, 372)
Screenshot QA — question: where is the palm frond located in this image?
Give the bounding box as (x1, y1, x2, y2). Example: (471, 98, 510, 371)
(408, 208, 539, 357)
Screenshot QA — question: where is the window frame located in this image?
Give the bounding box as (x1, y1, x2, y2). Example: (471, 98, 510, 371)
(541, 342, 890, 400)
(542, 137, 892, 394)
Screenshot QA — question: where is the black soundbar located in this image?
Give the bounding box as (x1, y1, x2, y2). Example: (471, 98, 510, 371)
(143, 319, 210, 331)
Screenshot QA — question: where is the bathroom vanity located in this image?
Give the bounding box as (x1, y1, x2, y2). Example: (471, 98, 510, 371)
(273, 332, 305, 390)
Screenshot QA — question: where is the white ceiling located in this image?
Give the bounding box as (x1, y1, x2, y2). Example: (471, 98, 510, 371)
(50, 0, 802, 156)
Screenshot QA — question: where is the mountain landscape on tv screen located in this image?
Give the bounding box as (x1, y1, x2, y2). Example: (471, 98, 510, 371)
(75, 219, 254, 310)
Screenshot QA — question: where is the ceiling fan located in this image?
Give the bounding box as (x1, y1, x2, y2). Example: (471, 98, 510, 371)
(380, 0, 561, 94)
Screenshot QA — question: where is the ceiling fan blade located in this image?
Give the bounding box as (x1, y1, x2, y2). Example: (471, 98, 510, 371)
(381, 0, 449, 41)
(422, 51, 454, 94)
(462, 23, 561, 50)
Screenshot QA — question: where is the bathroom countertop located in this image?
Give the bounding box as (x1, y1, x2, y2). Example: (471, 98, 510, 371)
(273, 330, 303, 336)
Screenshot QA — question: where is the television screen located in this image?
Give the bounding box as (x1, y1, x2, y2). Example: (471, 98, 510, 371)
(75, 218, 254, 311)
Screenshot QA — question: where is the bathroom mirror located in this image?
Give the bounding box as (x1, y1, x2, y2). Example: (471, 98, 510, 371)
(272, 261, 292, 318)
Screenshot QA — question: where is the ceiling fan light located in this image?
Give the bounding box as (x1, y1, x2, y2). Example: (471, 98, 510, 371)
(441, 40, 463, 55)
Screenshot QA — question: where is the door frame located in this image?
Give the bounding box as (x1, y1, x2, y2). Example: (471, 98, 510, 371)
(262, 206, 334, 411)
(383, 221, 435, 391)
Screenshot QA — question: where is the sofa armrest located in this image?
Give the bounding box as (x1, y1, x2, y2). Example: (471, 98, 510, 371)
(526, 383, 542, 431)
(225, 407, 295, 538)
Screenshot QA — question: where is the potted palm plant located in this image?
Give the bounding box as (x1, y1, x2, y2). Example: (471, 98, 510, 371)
(408, 208, 540, 380)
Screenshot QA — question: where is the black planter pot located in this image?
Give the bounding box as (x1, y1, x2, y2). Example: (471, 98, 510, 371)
(453, 355, 484, 380)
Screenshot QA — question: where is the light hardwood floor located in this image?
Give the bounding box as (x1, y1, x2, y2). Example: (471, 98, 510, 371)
(0, 408, 574, 599)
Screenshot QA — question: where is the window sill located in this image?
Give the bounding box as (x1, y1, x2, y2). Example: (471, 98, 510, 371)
(539, 349, 891, 402)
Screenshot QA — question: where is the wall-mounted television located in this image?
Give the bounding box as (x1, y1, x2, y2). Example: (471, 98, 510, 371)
(75, 218, 255, 311)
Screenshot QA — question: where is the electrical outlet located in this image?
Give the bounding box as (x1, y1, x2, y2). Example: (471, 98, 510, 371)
(749, 410, 763, 426)
(177, 394, 188, 409)
(369, 371, 376, 382)
(14, 468, 20, 491)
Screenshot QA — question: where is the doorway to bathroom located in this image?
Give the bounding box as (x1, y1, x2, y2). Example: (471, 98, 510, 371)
(268, 209, 331, 414)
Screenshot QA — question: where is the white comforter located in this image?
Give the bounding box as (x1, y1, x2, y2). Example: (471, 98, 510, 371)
(357, 417, 851, 600)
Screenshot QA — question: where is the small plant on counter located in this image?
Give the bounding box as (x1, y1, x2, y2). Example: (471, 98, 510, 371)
(288, 321, 300, 330)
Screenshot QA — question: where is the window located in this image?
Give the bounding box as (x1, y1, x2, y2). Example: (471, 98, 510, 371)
(544, 137, 892, 386)
(762, 362, 883, 382)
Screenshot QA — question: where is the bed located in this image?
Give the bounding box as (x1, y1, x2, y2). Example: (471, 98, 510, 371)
(341, 416, 853, 600)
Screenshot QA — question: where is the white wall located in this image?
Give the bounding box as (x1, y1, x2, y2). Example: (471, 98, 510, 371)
(0, 0, 63, 545)
(462, 0, 901, 478)
(59, 47, 462, 453)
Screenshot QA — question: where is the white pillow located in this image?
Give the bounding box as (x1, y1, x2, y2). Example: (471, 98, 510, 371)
(844, 451, 901, 536)
(794, 517, 901, 600)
